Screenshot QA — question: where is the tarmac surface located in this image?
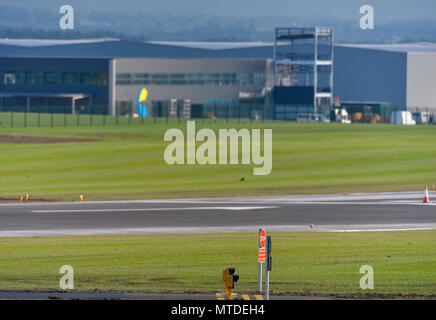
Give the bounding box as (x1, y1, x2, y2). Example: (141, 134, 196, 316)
(0, 191, 435, 300)
(0, 191, 435, 236)
(0, 291, 330, 300)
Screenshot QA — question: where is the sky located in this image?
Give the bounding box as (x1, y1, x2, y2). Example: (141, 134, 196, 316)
(8, 0, 436, 21)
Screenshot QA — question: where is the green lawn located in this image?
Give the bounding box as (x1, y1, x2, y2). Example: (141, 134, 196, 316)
(0, 231, 435, 297)
(1, 121, 436, 201)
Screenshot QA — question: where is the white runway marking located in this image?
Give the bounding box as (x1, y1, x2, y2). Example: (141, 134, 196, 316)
(0, 190, 426, 207)
(242, 201, 435, 205)
(0, 223, 435, 237)
(31, 206, 278, 213)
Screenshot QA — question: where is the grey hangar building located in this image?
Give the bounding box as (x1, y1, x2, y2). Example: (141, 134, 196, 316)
(1, 33, 436, 122)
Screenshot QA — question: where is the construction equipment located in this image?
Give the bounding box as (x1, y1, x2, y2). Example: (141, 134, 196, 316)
(362, 106, 379, 124)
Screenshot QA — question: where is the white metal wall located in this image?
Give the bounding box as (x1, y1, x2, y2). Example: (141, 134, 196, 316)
(407, 52, 436, 111)
(115, 58, 268, 106)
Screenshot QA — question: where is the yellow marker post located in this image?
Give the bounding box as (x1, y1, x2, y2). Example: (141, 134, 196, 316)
(19, 196, 23, 203)
(79, 194, 84, 202)
(222, 268, 232, 299)
(222, 267, 239, 300)
(24, 194, 29, 202)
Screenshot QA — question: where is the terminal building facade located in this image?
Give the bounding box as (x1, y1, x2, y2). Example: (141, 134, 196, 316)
(1, 35, 436, 120)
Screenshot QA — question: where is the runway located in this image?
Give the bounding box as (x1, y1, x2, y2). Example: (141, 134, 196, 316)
(0, 191, 435, 237)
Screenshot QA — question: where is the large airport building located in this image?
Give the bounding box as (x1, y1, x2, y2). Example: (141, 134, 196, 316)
(1, 28, 436, 121)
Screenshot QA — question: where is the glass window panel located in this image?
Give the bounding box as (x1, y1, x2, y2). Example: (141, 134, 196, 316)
(152, 73, 168, 79)
(15, 72, 26, 84)
(64, 72, 81, 85)
(98, 73, 108, 86)
(28, 72, 44, 84)
(169, 80, 185, 85)
(170, 73, 185, 79)
(135, 73, 149, 79)
(116, 80, 132, 85)
(45, 72, 62, 84)
(82, 73, 93, 85)
(286, 113, 297, 120)
(4, 72, 16, 84)
(117, 73, 133, 79)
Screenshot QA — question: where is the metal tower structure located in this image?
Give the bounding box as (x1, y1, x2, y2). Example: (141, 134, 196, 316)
(274, 27, 334, 113)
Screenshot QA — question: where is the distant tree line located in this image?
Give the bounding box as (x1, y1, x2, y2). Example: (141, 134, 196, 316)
(1, 5, 436, 43)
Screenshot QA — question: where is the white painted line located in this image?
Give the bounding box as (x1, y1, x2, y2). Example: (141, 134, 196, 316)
(255, 201, 434, 205)
(12, 200, 433, 210)
(31, 206, 278, 213)
(1, 223, 435, 237)
(0, 190, 426, 207)
(332, 228, 434, 232)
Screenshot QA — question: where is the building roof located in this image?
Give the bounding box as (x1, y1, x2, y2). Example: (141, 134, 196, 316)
(0, 92, 90, 99)
(336, 43, 436, 53)
(0, 38, 117, 47)
(147, 41, 274, 50)
(1, 38, 436, 59)
(0, 38, 275, 59)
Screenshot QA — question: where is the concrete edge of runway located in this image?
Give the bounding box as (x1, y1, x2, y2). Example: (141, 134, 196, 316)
(0, 190, 428, 207)
(0, 224, 435, 238)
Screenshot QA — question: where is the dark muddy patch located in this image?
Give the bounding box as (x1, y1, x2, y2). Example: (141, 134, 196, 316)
(0, 135, 98, 144)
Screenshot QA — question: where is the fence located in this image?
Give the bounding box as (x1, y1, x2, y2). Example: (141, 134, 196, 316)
(1, 104, 432, 128)
(0, 104, 269, 128)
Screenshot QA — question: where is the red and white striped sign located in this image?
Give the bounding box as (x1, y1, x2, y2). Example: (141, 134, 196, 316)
(258, 247, 266, 263)
(260, 229, 266, 248)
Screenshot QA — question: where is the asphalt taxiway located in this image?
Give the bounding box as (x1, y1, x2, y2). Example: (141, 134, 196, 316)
(0, 191, 434, 236)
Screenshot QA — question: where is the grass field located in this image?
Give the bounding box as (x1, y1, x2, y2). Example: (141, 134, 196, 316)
(1, 120, 436, 201)
(0, 231, 435, 297)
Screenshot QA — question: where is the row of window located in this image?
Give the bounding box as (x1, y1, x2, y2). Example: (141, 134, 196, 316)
(116, 72, 266, 86)
(275, 106, 315, 113)
(275, 105, 315, 120)
(3, 71, 108, 86)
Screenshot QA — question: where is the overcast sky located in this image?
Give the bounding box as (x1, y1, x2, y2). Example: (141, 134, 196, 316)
(8, 0, 436, 21)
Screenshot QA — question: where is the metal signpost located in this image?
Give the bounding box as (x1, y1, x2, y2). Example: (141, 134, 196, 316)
(265, 235, 272, 300)
(258, 228, 266, 292)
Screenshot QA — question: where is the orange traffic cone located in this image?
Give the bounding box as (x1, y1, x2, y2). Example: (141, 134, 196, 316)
(423, 186, 430, 203)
